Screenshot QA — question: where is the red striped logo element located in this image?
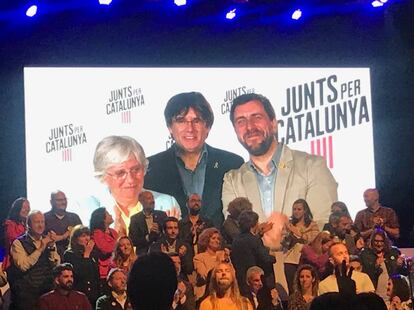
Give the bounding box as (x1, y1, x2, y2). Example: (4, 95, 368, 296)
(62, 148, 72, 162)
(310, 136, 334, 168)
(121, 111, 131, 123)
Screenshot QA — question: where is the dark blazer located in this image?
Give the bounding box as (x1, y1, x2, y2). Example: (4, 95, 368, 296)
(231, 232, 276, 296)
(144, 144, 244, 227)
(96, 293, 132, 310)
(149, 237, 194, 275)
(173, 276, 196, 310)
(178, 215, 213, 247)
(360, 246, 408, 288)
(129, 210, 168, 255)
(63, 249, 100, 306)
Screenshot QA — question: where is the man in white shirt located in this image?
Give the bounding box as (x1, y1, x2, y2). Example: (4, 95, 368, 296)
(319, 242, 375, 295)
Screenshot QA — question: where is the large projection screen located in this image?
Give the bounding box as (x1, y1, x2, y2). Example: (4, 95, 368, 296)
(24, 67, 375, 224)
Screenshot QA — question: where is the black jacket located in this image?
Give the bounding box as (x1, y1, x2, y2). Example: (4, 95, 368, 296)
(96, 293, 132, 310)
(149, 237, 194, 275)
(231, 232, 276, 296)
(144, 144, 244, 227)
(129, 210, 168, 255)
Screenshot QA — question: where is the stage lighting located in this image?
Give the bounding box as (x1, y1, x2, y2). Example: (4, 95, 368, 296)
(291, 9, 302, 20)
(371, 0, 384, 7)
(26, 4, 38, 17)
(226, 9, 236, 20)
(99, 0, 112, 5)
(174, 0, 186, 6)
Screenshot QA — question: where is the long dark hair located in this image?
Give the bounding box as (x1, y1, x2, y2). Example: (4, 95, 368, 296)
(389, 274, 410, 302)
(293, 264, 319, 296)
(90, 207, 107, 232)
(7, 197, 28, 222)
(291, 199, 313, 227)
(369, 228, 392, 253)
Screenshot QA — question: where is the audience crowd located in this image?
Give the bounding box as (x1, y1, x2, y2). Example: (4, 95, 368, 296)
(1, 190, 411, 310)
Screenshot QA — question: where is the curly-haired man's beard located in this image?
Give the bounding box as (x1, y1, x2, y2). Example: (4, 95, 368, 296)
(240, 129, 275, 156)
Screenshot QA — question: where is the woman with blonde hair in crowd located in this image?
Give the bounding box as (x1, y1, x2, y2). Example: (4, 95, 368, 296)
(299, 231, 334, 280)
(110, 235, 137, 273)
(288, 264, 319, 310)
(193, 227, 230, 300)
(200, 262, 252, 310)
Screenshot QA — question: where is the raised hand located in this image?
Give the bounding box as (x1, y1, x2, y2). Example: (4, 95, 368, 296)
(335, 259, 356, 296)
(84, 239, 95, 258)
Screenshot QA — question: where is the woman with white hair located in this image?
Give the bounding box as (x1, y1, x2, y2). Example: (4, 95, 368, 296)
(93, 135, 148, 236)
(80, 135, 180, 236)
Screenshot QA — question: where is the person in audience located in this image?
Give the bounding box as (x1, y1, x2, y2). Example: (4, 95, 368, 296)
(288, 264, 319, 310)
(245, 266, 283, 310)
(0, 263, 8, 309)
(44, 190, 82, 258)
(310, 292, 387, 310)
(127, 252, 177, 310)
(349, 255, 363, 272)
(359, 228, 408, 300)
(199, 262, 253, 310)
(39, 263, 91, 310)
(222, 197, 253, 245)
(110, 236, 137, 273)
(89, 135, 180, 235)
(144, 91, 244, 227)
(3, 197, 30, 270)
(354, 188, 400, 241)
(63, 224, 100, 306)
(319, 242, 375, 294)
(169, 253, 197, 310)
(90, 207, 119, 286)
(282, 199, 319, 293)
(355, 292, 388, 310)
(299, 231, 333, 280)
(231, 211, 276, 296)
(179, 193, 213, 255)
(96, 268, 132, 310)
(322, 201, 351, 232)
(150, 217, 194, 276)
(129, 190, 168, 255)
(193, 228, 230, 300)
(327, 212, 364, 255)
(8, 210, 60, 310)
(386, 274, 412, 310)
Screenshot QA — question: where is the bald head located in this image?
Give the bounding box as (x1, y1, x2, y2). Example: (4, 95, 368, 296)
(139, 191, 155, 212)
(363, 188, 379, 210)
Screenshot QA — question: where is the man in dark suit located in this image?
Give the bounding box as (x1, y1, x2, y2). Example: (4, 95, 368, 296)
(169, 253, 196, 310)
(179, 193, 213, 253)
(96, 268, 132, 310)
(129, 191, 168, 255)
(231, 211, 276, 297)
(244, 266, 284, 310)
(150, 217, 194, 276)
(144, 91, 244, 227)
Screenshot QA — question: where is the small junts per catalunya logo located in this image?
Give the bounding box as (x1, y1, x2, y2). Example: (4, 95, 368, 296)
(45, 123, 87, 162)
(106, 85, 145, 123)
(220, 86, 255, 115)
